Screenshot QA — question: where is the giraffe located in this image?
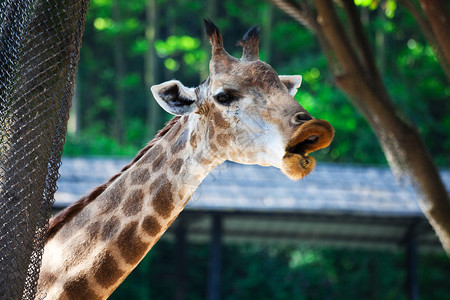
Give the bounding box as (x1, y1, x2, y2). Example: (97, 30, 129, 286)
(37, 20, 334, 299)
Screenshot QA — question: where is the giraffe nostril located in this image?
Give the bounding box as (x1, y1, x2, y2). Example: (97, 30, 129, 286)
(292, 112, 312, 125)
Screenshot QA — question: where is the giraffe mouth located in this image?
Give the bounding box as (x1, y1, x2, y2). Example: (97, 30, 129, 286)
(281, 119, 334, 180)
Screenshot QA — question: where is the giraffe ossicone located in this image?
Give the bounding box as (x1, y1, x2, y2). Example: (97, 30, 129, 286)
(37, 20, 334, 299)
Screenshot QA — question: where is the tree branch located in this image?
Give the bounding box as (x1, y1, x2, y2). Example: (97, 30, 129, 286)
(269, 0, 450, 254)
(399, 0, 450, 80)
(268, 0, 340, 75)
(418, 0, 450, 81)
(313, 0, 363, 76)
(268, 0, 318, 31)
(341, 0, 380, 78)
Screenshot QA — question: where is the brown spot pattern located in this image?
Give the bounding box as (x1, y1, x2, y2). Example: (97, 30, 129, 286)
(93, 251, 125, 288)
(117, 221, 148, 265)
(152, 153, 167, 172)
(129, 168, 151, 185)
(170, 158, 184, 175)
(86, 221, 101, 240)
(38, 271, 56, 286)
(101, 216, 121, 241)
(45, 117, 181, 241)
(62, 275, 101, 300)
(214, 112, 230, 129)
(217, 133, 234, 147)
(149, 174, 166, 191)
(165, 121, 182, 140)
(122, 189, 144, 216)
(170, 129, 189, 154)
(210, 143, 218, 152)
(102, 180, 125, 212)
(239, 61, 284, 92)
(151, 144, 163, 155)
(190, 132, 198, 148)
(208, 124, 215, 140)
(150, 175, 174, 218)
(152, 182, 174, 218)
(142, 216, 162, 236)
(70, 208, 92, 232)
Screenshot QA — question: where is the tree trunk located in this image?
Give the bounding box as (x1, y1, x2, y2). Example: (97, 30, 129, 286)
(145, 0, 161, 137)
(270, 0, 450, 254)
(418, 0, 450, 79)
(262, 3, 273, 63)
(398, 0, 450, 80)
(201, 0, 218, 80)
(112, 0, 125, 144)
(375, 8, 386, 74)
(68, 73, 80, 135)
(164, 0, 175, 81)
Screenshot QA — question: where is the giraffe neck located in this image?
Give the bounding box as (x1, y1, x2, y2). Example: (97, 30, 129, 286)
(37, 115, 223, 299)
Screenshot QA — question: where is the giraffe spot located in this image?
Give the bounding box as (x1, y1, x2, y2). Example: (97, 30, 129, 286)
(151, 144, 163, 155)
(214, 112, 230, 129)
(170, 158, 184, 175)
(150, 175, 174, 218)
(101, 216, 121, 241)
(93, 251, 125, 288)
(102, 180, 126, 213)
(38, 271, 56, 286)
(86, 221, 101, 240)
(122, 189, 144, 216)
(66, 207, 91, 237)
(217, 133, 234, 147)
(117, 222, 148, 265)
(240, 61, 284, 92)
(152, 153, 167, 172)
(165, 121, 182, 140)
(181, 115, 189, 124)
(62, 275, 101, 300)
(153, 183, 175, 218)
(142, 216, 162, 236)
(190, 132, 198, 149)
(171, 129, 189, 154)
(200, 155, 213, 165)
(129, 168, 151, 185)
(150, 174, 167, 191)
(208, 124, 215, 140)
(210, 143, 218, 153)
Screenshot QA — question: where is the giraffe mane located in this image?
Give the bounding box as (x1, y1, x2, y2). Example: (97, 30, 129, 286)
(45, 116, 182, 242)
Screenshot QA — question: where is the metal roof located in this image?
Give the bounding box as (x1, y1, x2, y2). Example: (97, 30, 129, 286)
(54, 158, 450, 251)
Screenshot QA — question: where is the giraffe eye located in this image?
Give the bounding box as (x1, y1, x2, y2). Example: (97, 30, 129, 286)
(214, 90, 240, 105)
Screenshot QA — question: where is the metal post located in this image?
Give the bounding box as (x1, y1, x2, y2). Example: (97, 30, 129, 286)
(175, 216, 187, 300)
(207, 214, 222, 300)
(406, 225, 419, 300)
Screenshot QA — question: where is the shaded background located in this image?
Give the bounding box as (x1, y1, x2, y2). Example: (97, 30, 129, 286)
(61, 0, 449, 299)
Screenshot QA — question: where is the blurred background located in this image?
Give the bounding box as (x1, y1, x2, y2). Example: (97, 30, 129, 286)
(60, 0, 449, 299)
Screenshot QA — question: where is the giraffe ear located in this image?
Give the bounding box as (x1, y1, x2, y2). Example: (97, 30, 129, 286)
(279, 75, 302, 96)
(151, 80, 198, 115)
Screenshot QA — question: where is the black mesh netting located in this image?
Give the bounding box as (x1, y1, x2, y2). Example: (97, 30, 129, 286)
(0, 0, 90, 298)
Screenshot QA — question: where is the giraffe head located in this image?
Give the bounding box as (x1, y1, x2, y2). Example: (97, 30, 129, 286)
(151, 20, 334, 180)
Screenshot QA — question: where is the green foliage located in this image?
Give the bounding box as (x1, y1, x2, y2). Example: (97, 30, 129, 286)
(67, 0, 450, 166)
(109, 241, 450, 300)
(64, 118, 147, 156)
(155, 35, 207, 73)
(418, 253, 450, 299)
(61, 2, 450, 297)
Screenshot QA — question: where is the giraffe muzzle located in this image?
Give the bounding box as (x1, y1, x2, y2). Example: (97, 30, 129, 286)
(281, 119, 334, 180)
